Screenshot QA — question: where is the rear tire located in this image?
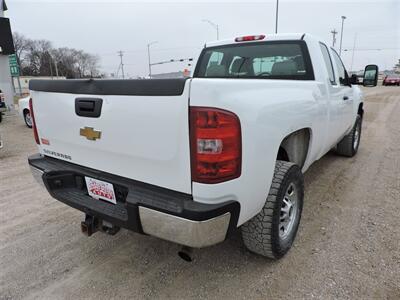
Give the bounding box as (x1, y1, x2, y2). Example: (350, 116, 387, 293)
(336, 115, 362, 157)
(241, 160, 304, 259)
(24, 110, 32, 128)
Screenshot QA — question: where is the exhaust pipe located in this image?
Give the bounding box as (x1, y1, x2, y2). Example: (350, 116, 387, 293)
(178, 246, 193, 262)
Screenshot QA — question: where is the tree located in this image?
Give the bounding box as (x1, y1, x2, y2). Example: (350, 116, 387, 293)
(12, 32, 31, 74)
(12, 32, 101, 78)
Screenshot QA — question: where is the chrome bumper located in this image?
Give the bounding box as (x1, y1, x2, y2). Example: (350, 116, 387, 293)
(30, 166, 45, 187)
(139, 206, 231, 248)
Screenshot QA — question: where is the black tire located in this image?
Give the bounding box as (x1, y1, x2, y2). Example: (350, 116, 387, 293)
(241, 160, 304, 259)
(0, 112, 2, 123)
(336, 115, 362, 157)
(24, 110, 32, 128)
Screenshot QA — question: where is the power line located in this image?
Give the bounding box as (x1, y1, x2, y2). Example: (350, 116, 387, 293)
(343, 48, 399, 51)
(98, 45, 202, 57)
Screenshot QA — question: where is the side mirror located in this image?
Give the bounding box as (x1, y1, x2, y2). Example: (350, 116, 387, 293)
(350, 74, 358, 85)
(363, 65, 378, 87)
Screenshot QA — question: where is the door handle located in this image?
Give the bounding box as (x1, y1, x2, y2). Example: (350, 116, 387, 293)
(343, 96, 349, 101)
(75, 98, 103, 118)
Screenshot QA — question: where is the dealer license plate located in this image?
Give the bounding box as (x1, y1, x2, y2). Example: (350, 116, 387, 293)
(85, 176, 117, 204)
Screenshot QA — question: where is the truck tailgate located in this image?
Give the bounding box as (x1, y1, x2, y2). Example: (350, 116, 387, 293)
(30, 79, 192, 194)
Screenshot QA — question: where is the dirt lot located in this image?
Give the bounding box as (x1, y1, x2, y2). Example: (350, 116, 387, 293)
(0, 86, 399, 299)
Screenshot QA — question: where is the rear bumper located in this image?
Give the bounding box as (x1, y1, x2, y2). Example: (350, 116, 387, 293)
(28, 154, 239, 248)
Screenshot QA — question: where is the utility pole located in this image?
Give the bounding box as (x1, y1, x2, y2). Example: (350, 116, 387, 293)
(147, 41, 158, 78)
(339, 16, 346, 56)
(117, 50, 125, 79)
(202, 19, 219, 40)
(350, 33, 357, 72)
(331, 29, 338, 48)
(50, 52, 59, 78)
(275, 0, 279, 34)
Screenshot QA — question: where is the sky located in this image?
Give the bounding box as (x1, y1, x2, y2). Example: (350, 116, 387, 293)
(4, 0, 400, 78)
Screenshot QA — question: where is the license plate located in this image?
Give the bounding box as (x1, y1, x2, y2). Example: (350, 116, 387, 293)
(85, 176, 116, 204)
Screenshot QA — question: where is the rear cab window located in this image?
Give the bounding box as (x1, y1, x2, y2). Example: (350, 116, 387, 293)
(194, 41, 314, 80)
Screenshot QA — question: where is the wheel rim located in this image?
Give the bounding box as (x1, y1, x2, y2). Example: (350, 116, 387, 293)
(25, 113, 32, 127)
(279, 183, 299, 240)
(353, 121, 361, 150)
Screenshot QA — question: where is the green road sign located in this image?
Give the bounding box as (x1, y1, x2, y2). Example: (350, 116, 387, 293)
(9, 54, 20, 77)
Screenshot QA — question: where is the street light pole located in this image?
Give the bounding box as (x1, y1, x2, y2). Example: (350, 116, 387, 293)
(147, 41, 158, 78)
(339, 16, 346, 56)
(275, 0, 279, 34)
(202, 19, 219, 40)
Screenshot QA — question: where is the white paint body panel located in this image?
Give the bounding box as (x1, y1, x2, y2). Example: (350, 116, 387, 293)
(18, 95, 30, 118)
(30, 33, 363, 226)
(31, 84, 192, 194)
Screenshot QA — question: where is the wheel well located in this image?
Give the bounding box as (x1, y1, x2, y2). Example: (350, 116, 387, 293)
(277, 128, 311, 168)
(23, 108, 30, 115)
(358, 103, 364, 118)
(277, 147, 289, 161)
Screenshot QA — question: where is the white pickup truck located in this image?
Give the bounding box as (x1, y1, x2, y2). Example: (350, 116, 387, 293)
(28, 33, 378, 260)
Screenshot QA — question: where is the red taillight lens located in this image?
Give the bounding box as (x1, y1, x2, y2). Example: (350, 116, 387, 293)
(29, 98, 40, 145)
(235, 35, 265, 42)
(190, 107, 241, 183)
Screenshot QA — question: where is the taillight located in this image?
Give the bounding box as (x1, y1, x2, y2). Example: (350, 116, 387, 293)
(190, 107, 241, 184)
(235, 35, 265, 42)
(29, 98, 40, 145)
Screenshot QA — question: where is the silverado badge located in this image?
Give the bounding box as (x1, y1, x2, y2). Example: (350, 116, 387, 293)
(80, 127, 102, 141)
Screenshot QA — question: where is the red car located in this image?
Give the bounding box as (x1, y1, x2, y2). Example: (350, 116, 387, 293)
(382, 74, 400, 86)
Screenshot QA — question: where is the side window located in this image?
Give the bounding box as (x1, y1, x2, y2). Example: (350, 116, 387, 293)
(205, 51, 225, 77)
(319, 42, 335, 84)
(207, 51, 224, 67)
(252, 57, 276, 75)
(330, 48, 348, 85)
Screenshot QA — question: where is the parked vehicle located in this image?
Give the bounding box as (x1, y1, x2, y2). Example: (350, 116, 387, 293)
(0, 90, 6, 123)
(382, 74, 400, 86)
(28, 33, 378, 260)
(18, 96, 32, 128)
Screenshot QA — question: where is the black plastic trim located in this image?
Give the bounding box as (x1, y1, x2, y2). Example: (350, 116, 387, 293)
(29, 78, 190, 96)
(28, 154, 240, 237)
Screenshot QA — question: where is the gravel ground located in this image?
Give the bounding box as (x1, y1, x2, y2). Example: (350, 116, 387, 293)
(0, 86, 399, 299)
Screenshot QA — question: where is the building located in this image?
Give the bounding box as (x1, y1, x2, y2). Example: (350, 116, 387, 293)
(0, 0, 14, 109)
(151, 69, 191, 79)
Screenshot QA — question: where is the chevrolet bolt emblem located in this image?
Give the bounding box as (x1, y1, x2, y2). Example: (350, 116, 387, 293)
(80, 127, 102, 141)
